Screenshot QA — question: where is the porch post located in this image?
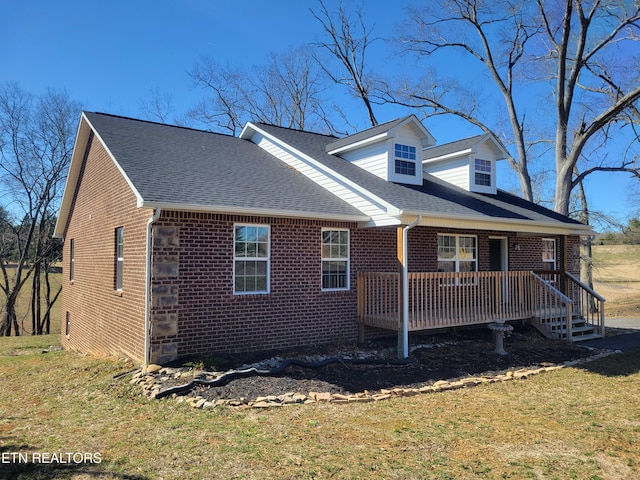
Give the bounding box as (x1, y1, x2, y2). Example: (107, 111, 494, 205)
(397, 227, 405, 359)
(559, 235, 568, 296)
(397, 216, 422, 360)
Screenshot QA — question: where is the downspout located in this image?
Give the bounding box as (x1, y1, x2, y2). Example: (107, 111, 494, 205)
(400, 215, 422, 359)
(144, 208, 162, 365)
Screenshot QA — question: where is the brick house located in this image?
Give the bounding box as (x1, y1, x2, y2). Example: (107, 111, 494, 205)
(54, 112, 604, 365)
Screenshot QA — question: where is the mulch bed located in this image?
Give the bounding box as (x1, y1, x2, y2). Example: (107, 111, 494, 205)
(179, 325, 599, 403)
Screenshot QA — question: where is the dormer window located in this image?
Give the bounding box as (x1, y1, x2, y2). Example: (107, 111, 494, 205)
(474, 158, 492, 187)
(394, 144, 417, 176)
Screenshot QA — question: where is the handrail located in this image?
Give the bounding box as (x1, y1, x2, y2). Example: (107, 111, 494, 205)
(530, 273, 573, 303)
(531, 272, 574, 341)
(564, 271, 606, 338)
(564, 272, 606, 302)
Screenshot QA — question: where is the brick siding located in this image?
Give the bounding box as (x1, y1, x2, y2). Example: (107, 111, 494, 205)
(60, 136, 582, 364)
(60, 134, 151, 363)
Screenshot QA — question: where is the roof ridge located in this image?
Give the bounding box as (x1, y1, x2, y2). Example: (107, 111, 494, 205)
(253, 121, 338, 139)
(87, 111, 234, 137)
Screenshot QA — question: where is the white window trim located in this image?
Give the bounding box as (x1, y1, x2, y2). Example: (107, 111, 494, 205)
(473, 158, 493, 187)
(437, 234, 478, 272)
(392, 143, 418, 177)
(542, 238, 557, 270)
(233, 223, 271, 295)
(321, 228, 350, 291)
(69, 238, 75, 282)
(115, 227, 124, 291)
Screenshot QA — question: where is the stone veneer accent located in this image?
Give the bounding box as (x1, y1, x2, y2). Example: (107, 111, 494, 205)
(150, 225, 180, 364)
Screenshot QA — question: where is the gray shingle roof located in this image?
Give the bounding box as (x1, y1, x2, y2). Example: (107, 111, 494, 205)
(255, 123, 584, 227)
(81, 112, 583, 229)
(84, 112, 367, 220)
(422, 135, 486, 160)
(325, 116, 412, 152)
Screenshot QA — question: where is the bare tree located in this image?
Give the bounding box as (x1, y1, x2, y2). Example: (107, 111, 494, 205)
(0, 83, 80, 335)
(310, 0, 380, 127)
(188, 47, 333, 135)
(392, 0, 640, 214)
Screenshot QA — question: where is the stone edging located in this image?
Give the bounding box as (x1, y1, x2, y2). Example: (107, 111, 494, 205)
(129, 348, 620, 410)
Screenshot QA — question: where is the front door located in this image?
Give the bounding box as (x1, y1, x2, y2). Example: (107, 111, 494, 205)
(489, 238, 508, 303)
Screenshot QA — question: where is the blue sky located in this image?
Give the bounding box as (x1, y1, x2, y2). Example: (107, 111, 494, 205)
(2, 0, 637, 226)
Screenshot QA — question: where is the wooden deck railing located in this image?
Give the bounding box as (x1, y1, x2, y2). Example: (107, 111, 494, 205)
(358, 271, 541, 332)
(357, 270, 605, 339)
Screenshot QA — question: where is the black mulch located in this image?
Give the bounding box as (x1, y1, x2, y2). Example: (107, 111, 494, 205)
(177, 325, 600, 403)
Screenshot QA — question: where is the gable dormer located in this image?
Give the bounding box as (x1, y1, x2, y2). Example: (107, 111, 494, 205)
(326, 115, 436, 186)
(422, 134, 508, 194)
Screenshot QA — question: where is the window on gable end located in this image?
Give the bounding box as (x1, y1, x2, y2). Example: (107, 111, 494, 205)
(474, 158, 492, 187)
(394, 144, 417, 177)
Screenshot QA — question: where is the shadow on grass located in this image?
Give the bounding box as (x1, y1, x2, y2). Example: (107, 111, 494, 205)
(577, 349, 640, 377)
(0, 463, 149, 480)
(0, 443, 148, 480)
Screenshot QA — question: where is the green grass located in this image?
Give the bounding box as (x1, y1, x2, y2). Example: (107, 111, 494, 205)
(1, 334, 639, 479)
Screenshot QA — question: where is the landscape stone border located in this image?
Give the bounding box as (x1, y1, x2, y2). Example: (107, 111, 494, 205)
(128, 346, 621, 410)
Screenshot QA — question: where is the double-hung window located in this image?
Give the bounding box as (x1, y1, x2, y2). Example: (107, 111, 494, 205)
(322, 229, 349, 290)
(542, 238, 556, 270)
(437, 234, 477, 273)
(474, 158, 492, 187)
(115, 227, 124, 290)
(69, 239, 75, 282)
(394, 144, 417, 177)
(234, 224, 270, 294)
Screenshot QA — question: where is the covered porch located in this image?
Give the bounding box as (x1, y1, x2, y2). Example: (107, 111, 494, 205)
(357, 270, 605, 343)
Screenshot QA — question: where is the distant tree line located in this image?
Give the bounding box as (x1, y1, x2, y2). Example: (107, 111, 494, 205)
(598, 218, 640, 245)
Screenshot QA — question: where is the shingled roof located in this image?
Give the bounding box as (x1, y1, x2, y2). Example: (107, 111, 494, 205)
(54, 113, 369, 238)
(253, 122, 585, 230)
(56, 112, 588, 238)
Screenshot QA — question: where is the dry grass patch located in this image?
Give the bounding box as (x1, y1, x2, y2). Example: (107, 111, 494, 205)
(593, 244, 640, 317)
(1, 334, 640, 479)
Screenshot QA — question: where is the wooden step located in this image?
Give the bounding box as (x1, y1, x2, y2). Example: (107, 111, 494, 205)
(532, 316, 603, 342)
(569, 332, 604, 342)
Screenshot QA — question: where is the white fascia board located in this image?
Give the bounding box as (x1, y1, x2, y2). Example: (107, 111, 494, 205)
(395, 115, 437, 146)
(422, 149, 473, 165)
(140, 201, 371, 223)
(397, 210, 593, 235)
(242, 123, 400, 221)
(83, 114, 145, 208)
(54, 113, 147, 238)
(325, 132, 388, 155)
(479, 133, 509, 160)
(54, 114, 90, 238)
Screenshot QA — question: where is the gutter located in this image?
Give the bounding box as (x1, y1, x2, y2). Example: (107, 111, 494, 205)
(144, 207, 162, 365)
(400, 215, 422, 359)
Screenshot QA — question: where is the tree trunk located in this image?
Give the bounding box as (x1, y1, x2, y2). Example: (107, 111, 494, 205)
(1, 298, 20, 336)
(43, 266, 52, 334)
(554, 157, 574, 217)
(31, 262, 41, 334)
(576, 172, 597, 313)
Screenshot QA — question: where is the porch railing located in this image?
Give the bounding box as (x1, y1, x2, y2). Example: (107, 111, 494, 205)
(534, 271, 606, 340)
(357, 270, 604, 340)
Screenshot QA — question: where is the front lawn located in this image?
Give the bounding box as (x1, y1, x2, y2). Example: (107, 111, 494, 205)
(1, 334, 639, 479)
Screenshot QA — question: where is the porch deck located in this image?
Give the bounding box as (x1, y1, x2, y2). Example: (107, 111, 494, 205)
(357, 270, 605, 341)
